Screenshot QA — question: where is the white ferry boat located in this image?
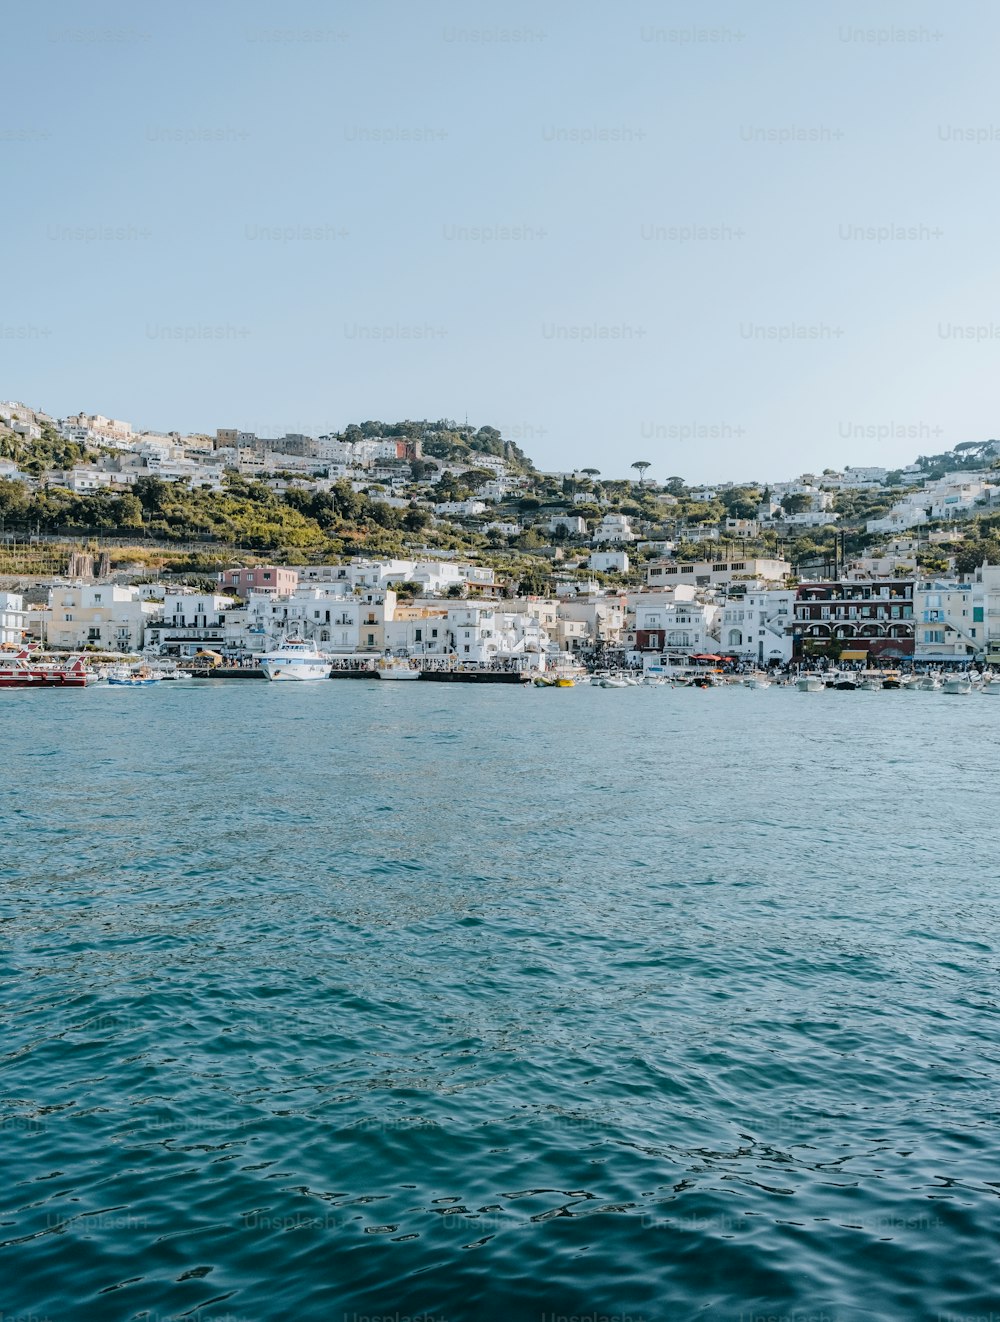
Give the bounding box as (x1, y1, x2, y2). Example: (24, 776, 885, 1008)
(260, 638, 332, 682)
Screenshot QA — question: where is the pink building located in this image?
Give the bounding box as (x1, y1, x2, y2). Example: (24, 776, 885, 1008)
(218, 566, 299, 598)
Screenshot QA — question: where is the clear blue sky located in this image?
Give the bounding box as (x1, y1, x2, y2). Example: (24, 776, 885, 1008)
(4, 0, 997, 482)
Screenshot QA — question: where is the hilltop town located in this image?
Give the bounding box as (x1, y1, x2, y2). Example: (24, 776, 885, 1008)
(2, 399, 1000, 669)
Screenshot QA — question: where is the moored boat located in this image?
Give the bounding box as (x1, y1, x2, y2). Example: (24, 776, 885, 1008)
(260, 638, 332, 682)
(0, 650, 94, 689)
(796, 674, 825, 692)
(743, 674, 772, 689)
(942, 676, 972, 695)
(107, 664, 161, 687)
(375, 658, 421, 680)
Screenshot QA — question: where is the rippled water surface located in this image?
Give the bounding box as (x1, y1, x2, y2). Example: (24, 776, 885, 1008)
(3, 680, 1000, 1321)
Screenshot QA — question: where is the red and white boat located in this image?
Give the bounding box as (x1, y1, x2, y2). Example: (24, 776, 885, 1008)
(0, 649, 94, 689)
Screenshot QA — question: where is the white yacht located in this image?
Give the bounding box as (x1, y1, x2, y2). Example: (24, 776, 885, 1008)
(260, 638, 332, 682)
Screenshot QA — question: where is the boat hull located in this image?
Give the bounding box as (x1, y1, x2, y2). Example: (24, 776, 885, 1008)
(260, 663, 331, 681)
(0, 672, 91, 688)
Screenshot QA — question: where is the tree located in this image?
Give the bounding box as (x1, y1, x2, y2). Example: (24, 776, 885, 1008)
(117, 493, 145, 530)
(409, 459, 436, 482)
(781, 492, 813, 516)
(402, 507, 430, 532)
(462, 468, 494, 490)
(631, 460, 651, 486)
(0, 478, 30, 522)
(581, 467, 600, 479)
(518, 567, 552, 596)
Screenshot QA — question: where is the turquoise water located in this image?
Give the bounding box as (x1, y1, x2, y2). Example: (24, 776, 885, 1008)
(3, 681, 1000, 1321)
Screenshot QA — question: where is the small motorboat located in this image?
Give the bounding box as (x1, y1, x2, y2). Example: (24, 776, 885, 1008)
(599, 676, 630, 689)
(857, 677, 881, 692)
(796, 675, 825, 692)
(107, 665, 161, 687)
(376, 659, 421, 680)
(915, 675, 941, 691)
(982, 678, 1000, 696)
(743, 675, 772, 690)
(942, 676, 972, 695)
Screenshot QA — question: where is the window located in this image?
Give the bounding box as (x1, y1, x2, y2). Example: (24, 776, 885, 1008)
(924, 629, 944, 644)
(366, 633, 375, 646)
(415, 629, 422, 642)
(431, 629, 438, 638)
(731, 562, 745, 571)
(974, 607, 984, 622)
(463, 645, 470, 653)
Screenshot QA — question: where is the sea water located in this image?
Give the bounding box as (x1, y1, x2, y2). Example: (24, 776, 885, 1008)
(2, 681, 999, 1321)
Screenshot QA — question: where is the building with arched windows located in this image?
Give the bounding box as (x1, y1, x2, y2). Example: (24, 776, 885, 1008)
(793, 579, 914, 661)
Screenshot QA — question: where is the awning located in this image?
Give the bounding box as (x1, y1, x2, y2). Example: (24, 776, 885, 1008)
(840, 650, 869, 660)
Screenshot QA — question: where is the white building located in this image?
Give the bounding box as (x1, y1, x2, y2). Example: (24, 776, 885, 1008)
(781, 510, 841, 528)
(48, 467, 115, 493)
(627, 596, 720, 660)
(0, 591, 27, 647)
(914, 581, 979, 663)
(719, 589, 796, 663)
(590, 550, 630, 574)
(868, 474, 997, 533)
(593, 513, 635, 543)
(145, 592, 236, 656)
(234, 587, 359, 651)
(434, 500, 487, 518)
(645, 556, 791, 589)
(548, 515, 587, 537)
